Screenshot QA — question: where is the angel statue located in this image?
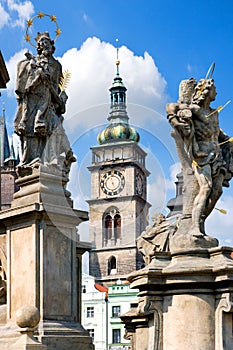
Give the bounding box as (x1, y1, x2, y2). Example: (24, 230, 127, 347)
(166, 64, 233, 249)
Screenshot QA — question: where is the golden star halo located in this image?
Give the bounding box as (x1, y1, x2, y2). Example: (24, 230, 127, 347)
(25, 12, 61, 48)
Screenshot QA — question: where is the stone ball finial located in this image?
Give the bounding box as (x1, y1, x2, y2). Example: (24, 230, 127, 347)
(15, 305, 40, 329)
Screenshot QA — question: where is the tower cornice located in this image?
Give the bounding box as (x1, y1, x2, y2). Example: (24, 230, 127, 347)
(86, 195, 151, 207)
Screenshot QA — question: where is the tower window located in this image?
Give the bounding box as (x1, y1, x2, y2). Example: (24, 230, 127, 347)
(108, 256, 117, 275)
(114, 94, 118, 103)
(103, 208, 121, 247)
(119, 92, 124, 103)
(104, 214, 112, 245)
(114, 214, 121, 241)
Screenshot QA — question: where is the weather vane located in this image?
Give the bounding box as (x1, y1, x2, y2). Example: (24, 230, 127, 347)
(25, 12, 61, 48)
(115, 38, 120, 75)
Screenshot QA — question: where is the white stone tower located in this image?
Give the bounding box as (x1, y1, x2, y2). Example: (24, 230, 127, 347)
(87, 48, 151, 284)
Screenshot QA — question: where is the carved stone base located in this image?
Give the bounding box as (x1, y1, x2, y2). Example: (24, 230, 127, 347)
(170, 231, 219, 251)
(0, 321, 93, 350)
(38, 321, 93, 350)
(122, 246, 233, 350)
(169, 215, 219, 252)
(12, 165, 73, 209)
(12, 329, 47, 350)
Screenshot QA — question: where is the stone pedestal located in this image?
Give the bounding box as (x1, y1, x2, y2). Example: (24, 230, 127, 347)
(12, 330, 47, 350)
(121, 248, 233, 350)
(0, 168, 93, 349)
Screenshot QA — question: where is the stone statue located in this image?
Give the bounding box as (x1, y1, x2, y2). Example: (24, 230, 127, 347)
(136, 213, 177, 264)
(166, 69, 233, 248)
(14, 31, 75, 176)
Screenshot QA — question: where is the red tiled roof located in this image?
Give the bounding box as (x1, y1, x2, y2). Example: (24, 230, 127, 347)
(94, 283, 108, 293)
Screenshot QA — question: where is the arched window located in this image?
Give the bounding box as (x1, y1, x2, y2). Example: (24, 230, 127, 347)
(103, 208, 121, 247)
(114, 214, 121, 241)
(104, 214, 112, 246)
(114, 93, 118, 104)
(108, 256, 117, 275)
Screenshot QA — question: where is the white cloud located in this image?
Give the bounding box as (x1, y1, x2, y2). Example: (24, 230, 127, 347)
(5, 49, 25, 95)
(147, 162, 181, 218)
(58, 37, 167, 132)
(0, 3, 10, 29)
(7, 0, 34, 28)
(206, 194, 233, 246)
(0, 1, 34, 29)
(6, 37, 168, 137)
(165, 162, 181, 191)
(148, 176, 168, 217)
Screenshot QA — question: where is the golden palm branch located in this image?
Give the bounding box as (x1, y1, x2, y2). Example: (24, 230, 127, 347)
(58, 70, 71, 93)
(219, 137, 233, 146)
(215, 208, 227, 215)
(206, 100, 231, 118)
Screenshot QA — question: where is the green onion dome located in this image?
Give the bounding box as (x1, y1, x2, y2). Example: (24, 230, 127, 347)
(98, 50, 140, 145)
(97, 123, 140, 145)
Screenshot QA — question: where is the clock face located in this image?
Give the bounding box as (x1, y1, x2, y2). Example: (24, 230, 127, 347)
(100, 170, 125, 196)
(136, 173, 143, 195)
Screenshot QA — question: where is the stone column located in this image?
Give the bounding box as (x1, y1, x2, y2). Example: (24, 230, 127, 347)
(0, 168, 94, 350)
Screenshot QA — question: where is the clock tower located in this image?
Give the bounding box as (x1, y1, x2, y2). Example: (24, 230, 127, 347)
(87, 54, 150, 284)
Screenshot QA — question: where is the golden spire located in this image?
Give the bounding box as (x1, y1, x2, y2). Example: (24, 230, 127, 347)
(115, 38, 120, 76)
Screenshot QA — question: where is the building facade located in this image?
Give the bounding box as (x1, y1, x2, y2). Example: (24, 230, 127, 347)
(82, 273, 136, 350)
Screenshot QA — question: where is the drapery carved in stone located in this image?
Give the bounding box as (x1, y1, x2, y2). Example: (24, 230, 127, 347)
(166, 72, 233, 250)
(136, 213, 176, 264)
(14, 32, 75, 180)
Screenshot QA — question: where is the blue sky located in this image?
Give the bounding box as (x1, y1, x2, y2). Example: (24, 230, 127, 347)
(1, 0, 233, 246)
